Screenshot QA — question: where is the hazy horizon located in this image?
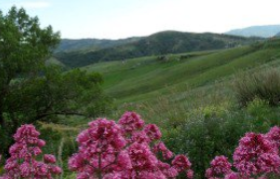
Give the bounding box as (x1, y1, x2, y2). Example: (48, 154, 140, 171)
(1, 0, 280, 39)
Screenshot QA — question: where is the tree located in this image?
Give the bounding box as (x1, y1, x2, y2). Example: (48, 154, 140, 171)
(0, 7, 111, 156)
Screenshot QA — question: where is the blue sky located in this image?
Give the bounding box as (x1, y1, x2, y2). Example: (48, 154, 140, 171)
(1, 0, 280, 39)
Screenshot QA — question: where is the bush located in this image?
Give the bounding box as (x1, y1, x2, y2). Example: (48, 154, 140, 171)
(162, 108, 278, 178)
(246, 97, 270, 117)
(176, 115, 254, 178)
(234, 68, 280, 107)
(206, 126, 280, 179)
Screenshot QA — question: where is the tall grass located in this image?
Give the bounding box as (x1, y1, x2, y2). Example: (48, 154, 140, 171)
(234, 68, 280, 106)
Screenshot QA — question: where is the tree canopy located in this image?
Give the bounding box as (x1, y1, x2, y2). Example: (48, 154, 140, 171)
(0, 7, 111, 156)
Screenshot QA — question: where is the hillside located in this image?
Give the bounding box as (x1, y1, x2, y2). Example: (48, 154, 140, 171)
(82, 38, 280, 104)
(226, 24, 280, 38)
(55, 31, 260, 68)
(55, 37, 142, 53)
(276, 32, 280, 37)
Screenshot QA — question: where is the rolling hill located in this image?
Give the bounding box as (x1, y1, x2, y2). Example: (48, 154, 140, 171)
(81, 38, 280, 104)
(56, 37, 142, 53)
(55, 31, 260, 68)
(226, 24, 280, 38)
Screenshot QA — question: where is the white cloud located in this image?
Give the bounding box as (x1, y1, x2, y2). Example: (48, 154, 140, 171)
(15, 1, 51, 9)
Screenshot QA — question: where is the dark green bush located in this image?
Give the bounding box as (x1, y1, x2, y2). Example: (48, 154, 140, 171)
(163, 105, 280, 178)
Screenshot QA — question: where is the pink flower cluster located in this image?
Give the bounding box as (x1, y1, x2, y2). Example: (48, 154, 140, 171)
(68, 111, 193, 179)
(0, 124, 62, 179)
(206, 126, 280, 179)
(205, 156, 232, 179)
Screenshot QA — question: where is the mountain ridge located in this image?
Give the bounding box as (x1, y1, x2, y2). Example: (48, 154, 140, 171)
(226, 24, 280, 38)
(56, 37, 142, 53)
(54, 31, 261, 68)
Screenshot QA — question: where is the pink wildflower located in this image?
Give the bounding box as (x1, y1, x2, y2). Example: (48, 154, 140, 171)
(186, 169, 194, 179)
(205, 155, 232, 178)
(128, 142, 158, 170)
(233, 132, 280, 176)
(130, 130, 150, 143)
(172, 154, 192, 172)
(266, 126, 280, 148)
(69, 118, 129, 177)
(154, 142, 173, 160)
(224, 172, 239, 179)
(144, 124, 162, 141)
(44, 154, 56, 164)
(118, 111, 145, 133)
(69, 112, 193, 179)
(1, 124, 61, 178)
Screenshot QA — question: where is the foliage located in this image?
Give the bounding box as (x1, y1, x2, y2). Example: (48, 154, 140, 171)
(0, 124, 61, 178)
(0, 7, 112, 158)
(173, 116, 243, 178)
(162, 107, 274, 178)
(205, 126, 280, 179)
(6, 66, 109, 123)
(246, 98, 271, 117)
(0, 5, 57, 156)
(68, 111, 193, 179)
(234, 68, 280, 107)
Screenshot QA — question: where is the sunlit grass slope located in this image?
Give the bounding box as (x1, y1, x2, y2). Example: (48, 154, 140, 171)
(82, 39, 280, 104)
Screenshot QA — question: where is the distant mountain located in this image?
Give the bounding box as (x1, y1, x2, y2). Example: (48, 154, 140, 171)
(54, 31, 261, 68)
(276, 32, 280, 37)
(56, 37, 142, 53)
(226, 25, 280, 38)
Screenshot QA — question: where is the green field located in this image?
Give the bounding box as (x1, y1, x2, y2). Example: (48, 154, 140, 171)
(81, 39, 280, 105)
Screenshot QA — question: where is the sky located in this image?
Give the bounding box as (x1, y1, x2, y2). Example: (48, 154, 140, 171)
(1, 0, 280, 39)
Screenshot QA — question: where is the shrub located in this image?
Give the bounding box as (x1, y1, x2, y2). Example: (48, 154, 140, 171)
(246, 97, 270, 117)
(68, 111, 193, 179)
(206, 126, 280, 179)
(162, 108, 268, 178)
(234, 68, 280, 107)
